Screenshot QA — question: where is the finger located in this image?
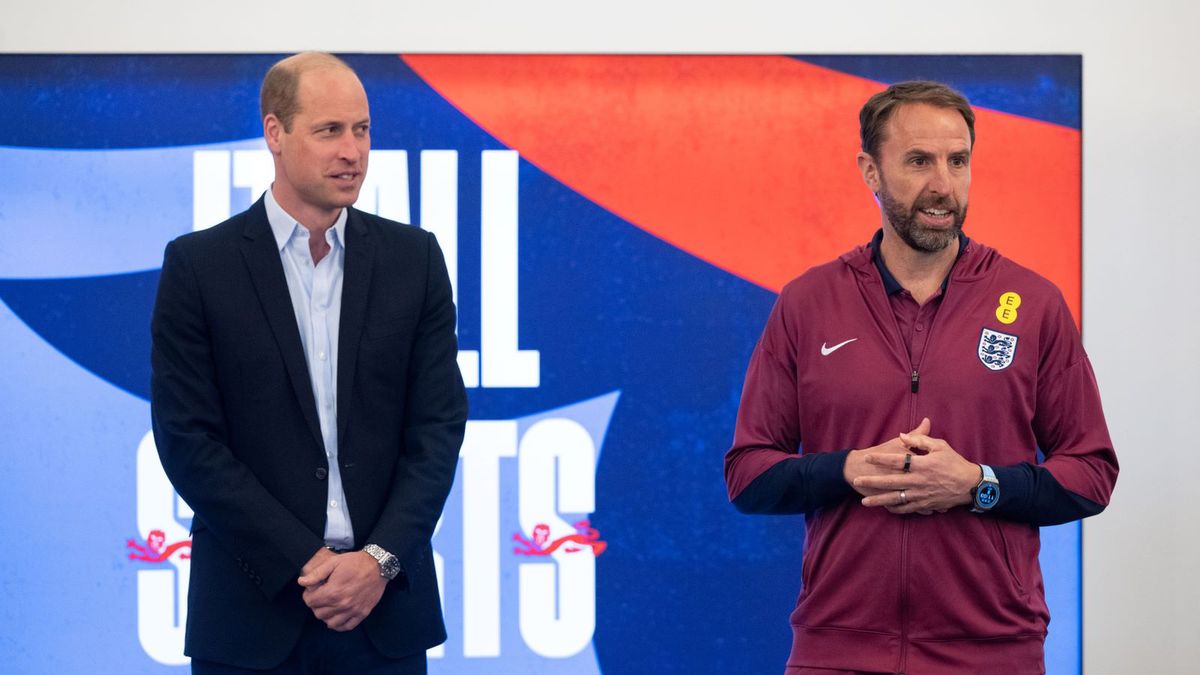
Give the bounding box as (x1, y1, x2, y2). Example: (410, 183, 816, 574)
(864, 453, 910, 470)
(898, 432, 938, 454)
(331, 613, 365, 633)
(298, 555, 339, 587)
(860, 494, 888, 508)
(312, 603, 341, 621)
(303, 585, 341, 610)
(854, 475, 914, 491)
(856, 487, 892, 497)
(299, 548, 336, 576)
(322, 604, 364, 631)
(885, 498, 926, 515)
(302, 588, 323, 609)
(861, 489, 910, 508)
(323, 610, 349, 630)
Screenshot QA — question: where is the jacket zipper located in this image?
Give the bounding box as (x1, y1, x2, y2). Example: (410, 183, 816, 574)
(899, 515, 910, 675)
(897, 280, 962, 675)
(861, 257, 953, 675)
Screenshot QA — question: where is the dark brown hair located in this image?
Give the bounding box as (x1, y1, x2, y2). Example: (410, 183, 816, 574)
(859, 81, 975, 157)
(260, 52, 355, 132)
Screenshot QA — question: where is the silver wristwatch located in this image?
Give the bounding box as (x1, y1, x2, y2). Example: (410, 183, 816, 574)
(970, 464, 1000, 513)
(362, 543, 402, 580)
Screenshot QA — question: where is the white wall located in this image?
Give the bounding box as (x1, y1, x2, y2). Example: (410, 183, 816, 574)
(5, 1, 1194, 671)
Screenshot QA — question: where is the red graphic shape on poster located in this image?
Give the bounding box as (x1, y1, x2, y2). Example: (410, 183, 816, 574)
(127, 529, 191, 563)
(404, 55, 1081, 325)
(514, 520, 607, 557)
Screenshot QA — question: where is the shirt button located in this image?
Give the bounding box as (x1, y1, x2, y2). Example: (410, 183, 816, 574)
(915, 323, 925, 331)
(330, 500, 338, 508)
(318, 351, 327, 361)
(315, 467, 328, 480)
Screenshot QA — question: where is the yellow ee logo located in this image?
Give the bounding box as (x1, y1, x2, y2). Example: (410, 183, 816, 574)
(995, 291, 1021, 325)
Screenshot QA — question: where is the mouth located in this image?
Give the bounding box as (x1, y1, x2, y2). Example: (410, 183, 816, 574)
(329, 172, 361, 184)
(916, 206, 956, 227)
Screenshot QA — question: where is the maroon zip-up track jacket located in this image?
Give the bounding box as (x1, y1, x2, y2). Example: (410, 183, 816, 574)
(725, 237, 1118, 674)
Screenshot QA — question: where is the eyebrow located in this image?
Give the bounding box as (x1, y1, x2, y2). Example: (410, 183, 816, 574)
(903, 148, 971, 159)
(309, 118, 371, 129)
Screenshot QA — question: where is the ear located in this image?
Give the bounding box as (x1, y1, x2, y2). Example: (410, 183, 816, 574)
(856, 151, 881, 194)
(263, 114, 284, 155)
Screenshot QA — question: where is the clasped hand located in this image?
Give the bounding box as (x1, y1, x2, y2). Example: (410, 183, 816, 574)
(297, 547, 388, 632)
(843, 417, 979, 515)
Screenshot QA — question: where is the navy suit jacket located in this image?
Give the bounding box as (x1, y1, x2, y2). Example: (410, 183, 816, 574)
(150, 197, 467, 668)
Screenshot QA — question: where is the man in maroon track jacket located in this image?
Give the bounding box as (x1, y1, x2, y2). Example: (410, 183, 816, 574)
(724, 81, 1118, 675)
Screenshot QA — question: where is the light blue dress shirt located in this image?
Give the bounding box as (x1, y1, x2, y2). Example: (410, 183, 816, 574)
(264, 188, 355, 549)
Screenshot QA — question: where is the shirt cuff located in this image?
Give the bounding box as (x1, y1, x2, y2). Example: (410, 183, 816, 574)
(732, 449, 855, 514)
(989, 462, 1105, 525)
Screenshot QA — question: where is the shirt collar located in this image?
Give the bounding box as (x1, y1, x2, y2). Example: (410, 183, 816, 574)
(264, 187, 348, 252)
(867, 228, 970, 296)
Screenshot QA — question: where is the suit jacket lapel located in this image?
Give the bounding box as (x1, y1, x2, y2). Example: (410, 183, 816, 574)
(337, 208, 373, 445)
(238, 198, 325, 453)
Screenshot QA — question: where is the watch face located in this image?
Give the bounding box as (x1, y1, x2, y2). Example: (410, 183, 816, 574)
(976, 483, 1000, 510)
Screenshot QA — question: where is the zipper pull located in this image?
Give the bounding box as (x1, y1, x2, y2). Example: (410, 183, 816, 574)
(911, 369, 920, 393)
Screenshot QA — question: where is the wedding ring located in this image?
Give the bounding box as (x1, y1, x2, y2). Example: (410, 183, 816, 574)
(899, 490, 908, 505)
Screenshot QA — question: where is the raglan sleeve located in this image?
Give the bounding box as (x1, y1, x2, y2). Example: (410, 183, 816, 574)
(724, 288, 855, 514)
(989, 292, 1119, 525)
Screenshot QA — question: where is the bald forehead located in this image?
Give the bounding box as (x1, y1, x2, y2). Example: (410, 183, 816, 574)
(260, 52, 364, 130)
(276, 51, 355, 77)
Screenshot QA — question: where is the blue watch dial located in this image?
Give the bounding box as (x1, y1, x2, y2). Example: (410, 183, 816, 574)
(975, 483, 999, 509)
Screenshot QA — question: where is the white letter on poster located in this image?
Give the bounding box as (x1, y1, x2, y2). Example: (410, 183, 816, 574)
(518, 419, 596, 658)
(481, 150, 539, 388)
(135, 431, 191, 666)
(460, 421, 519, 656)
(420, 150, 480, 388)
(192, 150, 230, 231)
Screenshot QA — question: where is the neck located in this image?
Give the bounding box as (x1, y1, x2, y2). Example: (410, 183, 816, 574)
(878, 222, 960, 305)
(270, 183, 340, 236)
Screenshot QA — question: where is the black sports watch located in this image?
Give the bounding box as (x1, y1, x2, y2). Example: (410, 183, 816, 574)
(363, 543, 402, 580)
(970, 464, 1000, 513)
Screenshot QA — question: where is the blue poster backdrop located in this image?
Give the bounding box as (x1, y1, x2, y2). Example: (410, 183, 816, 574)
(0, 54, 1082, 674)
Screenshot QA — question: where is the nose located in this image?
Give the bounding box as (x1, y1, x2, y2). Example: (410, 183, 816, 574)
(337, 130, 362, 164)
(927, 161, 952, 194)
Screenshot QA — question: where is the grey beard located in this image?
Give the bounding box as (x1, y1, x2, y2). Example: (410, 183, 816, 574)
(878, 188, 967, 253)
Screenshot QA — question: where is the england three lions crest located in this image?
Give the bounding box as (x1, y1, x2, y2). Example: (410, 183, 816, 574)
(978, 328, 1018, 371)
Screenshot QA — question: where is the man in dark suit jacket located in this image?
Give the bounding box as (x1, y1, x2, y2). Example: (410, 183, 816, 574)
(150, 52, 466, 674)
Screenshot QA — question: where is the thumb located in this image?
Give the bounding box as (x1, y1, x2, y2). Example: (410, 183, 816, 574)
(299, 556, 338, 587)
(908, 417, 931, 437)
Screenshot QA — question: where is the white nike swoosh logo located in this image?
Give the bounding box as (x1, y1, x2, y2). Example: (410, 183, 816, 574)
(820, 338, 858, 356)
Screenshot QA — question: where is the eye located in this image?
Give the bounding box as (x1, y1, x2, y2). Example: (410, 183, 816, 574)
(909, 156, 928, 167)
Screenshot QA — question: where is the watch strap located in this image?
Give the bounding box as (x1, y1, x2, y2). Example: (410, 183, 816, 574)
(362, 543, 402, 580)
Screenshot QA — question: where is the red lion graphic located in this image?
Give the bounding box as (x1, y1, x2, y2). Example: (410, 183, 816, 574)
(127, 529, 191, 563)
(513, 520, 606, 557)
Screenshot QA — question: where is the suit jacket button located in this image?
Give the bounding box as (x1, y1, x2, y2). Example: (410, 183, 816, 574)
(315, 467, 328, 480)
